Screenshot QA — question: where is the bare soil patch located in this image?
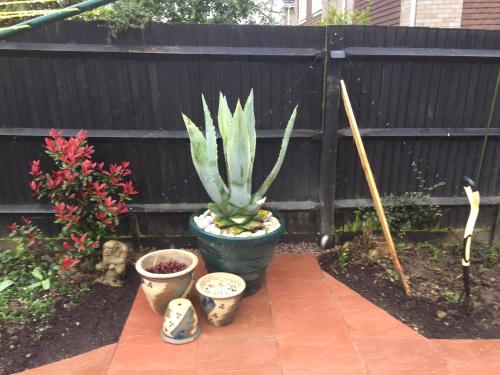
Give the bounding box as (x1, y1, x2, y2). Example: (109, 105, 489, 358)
(0, 265, 139, 375)
(318, 234, 500, 339)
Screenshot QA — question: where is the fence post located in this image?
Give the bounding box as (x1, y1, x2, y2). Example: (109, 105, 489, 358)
(319, 29, 342, 247)
(490, 204, 500, 245)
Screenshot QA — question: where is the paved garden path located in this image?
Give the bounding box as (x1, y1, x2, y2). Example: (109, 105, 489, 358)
(19, 254, 500, 374)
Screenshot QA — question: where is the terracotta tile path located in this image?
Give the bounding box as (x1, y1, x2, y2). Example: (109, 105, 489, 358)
(19, 254, 500, 374)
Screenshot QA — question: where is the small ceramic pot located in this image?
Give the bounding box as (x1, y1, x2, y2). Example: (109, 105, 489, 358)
(161, 298, 200, 344)
(196, 272, 246, 327)
(136, 249, 198, 315)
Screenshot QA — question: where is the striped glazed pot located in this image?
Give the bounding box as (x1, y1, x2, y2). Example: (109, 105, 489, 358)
(135, 249, 198, 315)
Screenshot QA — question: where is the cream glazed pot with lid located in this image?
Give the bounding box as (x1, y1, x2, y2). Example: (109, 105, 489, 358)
(196, 272, 246, 327)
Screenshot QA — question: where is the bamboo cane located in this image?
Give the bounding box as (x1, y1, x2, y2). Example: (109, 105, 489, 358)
(0, 0, 60, 5)
(340, 80, 411, 296)
(0, 9, 79, 19)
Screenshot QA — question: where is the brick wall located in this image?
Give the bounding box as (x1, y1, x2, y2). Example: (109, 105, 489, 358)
(355, 0, 401, 26)
(400, 0, 411, 26)
(462, 0, 500, 29)
(414, 0, 464, 28)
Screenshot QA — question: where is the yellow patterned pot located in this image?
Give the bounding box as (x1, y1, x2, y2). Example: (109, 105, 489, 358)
(135, 249, 198, 315)
(196, 272, 246, 327)
(161, 298, 200, 344)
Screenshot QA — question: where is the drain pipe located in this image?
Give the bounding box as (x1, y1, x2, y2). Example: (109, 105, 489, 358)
(0, 0, 117, 40)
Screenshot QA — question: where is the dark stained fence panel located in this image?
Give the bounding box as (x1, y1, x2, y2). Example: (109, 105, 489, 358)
(1, 23, 500, 242)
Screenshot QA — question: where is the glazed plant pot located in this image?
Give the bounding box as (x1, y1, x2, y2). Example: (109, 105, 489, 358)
(189, 209, 285, 296)
(161, 298, 200, 344)
(135, 249, 198, 315)
(196, 272, 246, 327)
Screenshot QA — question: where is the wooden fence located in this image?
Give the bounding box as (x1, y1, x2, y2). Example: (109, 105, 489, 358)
(1, 22, 500, 246)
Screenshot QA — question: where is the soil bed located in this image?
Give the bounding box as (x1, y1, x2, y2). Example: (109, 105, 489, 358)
(318, 234, 500, 339)
(0, 265, 140, 375)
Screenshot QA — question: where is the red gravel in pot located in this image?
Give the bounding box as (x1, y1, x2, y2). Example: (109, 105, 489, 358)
(146, 260, 188, 274)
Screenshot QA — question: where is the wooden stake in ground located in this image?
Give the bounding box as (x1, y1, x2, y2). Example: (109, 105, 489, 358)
(340, 80, 411, 296)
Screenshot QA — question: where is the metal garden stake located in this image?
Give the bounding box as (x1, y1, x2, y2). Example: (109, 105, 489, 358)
(462, 176, 480, 305)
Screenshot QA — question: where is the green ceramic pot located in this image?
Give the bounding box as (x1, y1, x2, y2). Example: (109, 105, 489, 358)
(189, 209, 285, 296)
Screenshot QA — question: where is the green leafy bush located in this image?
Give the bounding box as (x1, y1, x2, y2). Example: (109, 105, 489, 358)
(0, 229, 88, 341)
(355, 162, 445, 237)
(318, 1, 372, 26)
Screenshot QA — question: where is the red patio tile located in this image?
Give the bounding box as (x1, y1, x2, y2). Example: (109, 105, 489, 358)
(283, 366, 367, 375)
(342, 308, 420, 339)
(278, 336, 365, 372)
(366, 368, 451, 375)
(267, 254, 324, 281)
(266, 277, 330, 301)
(111, 370, 195, 375)
(194, 283, 275, 339)
(354, 337, 448, 373)
(270, 294, 351, 341)
(16, 343, 116, 375)
(196, 337, 280, 373)
(430, 339, 500, 366)
(196, 366, 283, 375)
(449, 364, 500, 375)
(322, 272, 420, 339)
(99, 255, 500, 375)
(118, 290, 163, 339)
(107, 335, 198, 374)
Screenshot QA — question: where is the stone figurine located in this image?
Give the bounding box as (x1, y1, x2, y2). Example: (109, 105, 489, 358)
(95, 240, 128, 287)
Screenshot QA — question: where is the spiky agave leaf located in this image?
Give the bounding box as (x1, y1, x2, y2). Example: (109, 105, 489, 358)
(251, 106, 298, 205)
(226, 101, 252, 208)
(182, 113, 228, 211)
(207, 202, 225, 217)
(217, 93, 232, 180)
(243, 90, 256, 198)
(202, 94, 218, 173)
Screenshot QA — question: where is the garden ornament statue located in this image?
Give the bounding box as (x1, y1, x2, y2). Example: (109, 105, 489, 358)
(95, 240, 128, 287)
(461, 176, 480, 305)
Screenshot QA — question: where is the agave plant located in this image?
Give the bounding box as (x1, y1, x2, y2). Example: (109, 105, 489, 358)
(182, 90, 297, 228)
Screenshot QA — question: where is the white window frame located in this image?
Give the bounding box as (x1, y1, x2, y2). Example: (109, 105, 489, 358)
(298, 0, 307, 23)
(312, 0, 322, 15)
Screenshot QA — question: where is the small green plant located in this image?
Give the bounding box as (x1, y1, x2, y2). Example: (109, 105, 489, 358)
(417, 241, 440, 261)
(433, 267, 445, 278)
(318, 1, 372, 25)
(442, 290, 460, 303)
(356, 161, 445, 237)
(395, 240, 411, 254)
(338, 247, 349, 270)
(385, 267, 399, 281)
(183, 91, 297, 232)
